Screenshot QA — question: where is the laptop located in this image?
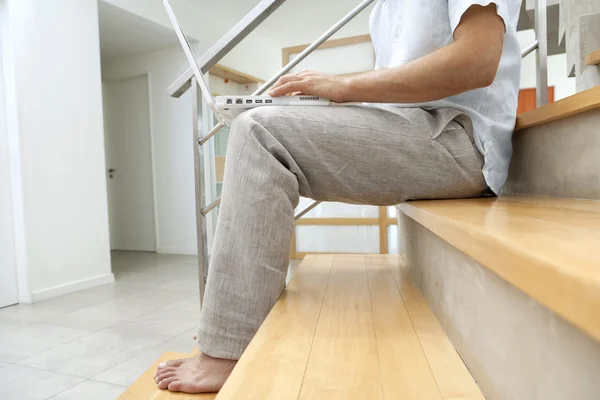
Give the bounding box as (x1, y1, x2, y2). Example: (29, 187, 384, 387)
(163, 0, 331, 123)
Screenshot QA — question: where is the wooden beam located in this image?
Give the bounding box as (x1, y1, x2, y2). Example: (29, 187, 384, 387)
(585, 49, 600, 66)
(215, 156, 226, 182)
(282, 34, 372, 66)
(209, 64, 262, 85)
(378, 206, 388, 254)
(295, 217, 396, 226)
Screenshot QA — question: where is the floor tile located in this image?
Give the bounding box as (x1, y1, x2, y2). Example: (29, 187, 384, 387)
(168, 329, 198, 345)
(18, 331, 159, 379)
(102, 307, 198, 342)
(45, 290, 182, 331)
(0, 364, 84, 400)
(167, 295, 201, 313)
(92, 341, 194, 387)
(49, 379, 126, 400)
(0, 323, 91, 362)
(0, 316, 31, 334)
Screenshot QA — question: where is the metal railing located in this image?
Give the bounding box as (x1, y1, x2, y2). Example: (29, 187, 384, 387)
(171, 0, 548, 305)
(174, 0, 375, 305)
(521, 0, 548, 107)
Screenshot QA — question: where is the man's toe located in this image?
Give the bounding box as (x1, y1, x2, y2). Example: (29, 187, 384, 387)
(155, 371, 177, 383)
(158, 377, 179, 390)
(157, 359, 184, 370)
(167, 381, 184, 392)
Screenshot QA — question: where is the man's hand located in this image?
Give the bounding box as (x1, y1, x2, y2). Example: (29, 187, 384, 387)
(269, 70, 352, 102)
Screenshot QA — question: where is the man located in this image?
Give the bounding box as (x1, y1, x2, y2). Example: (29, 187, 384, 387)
(155, 0, 520, 393)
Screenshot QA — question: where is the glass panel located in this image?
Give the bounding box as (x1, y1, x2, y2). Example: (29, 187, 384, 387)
(296, 225, 379, 253)
(214, 114, 230, 156)
(387, 206, 398, 218)
(295, 197, 378, 218)
(387, 225, 399, 255)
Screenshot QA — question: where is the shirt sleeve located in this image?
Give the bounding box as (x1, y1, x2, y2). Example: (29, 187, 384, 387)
(448, 0, 511, 33)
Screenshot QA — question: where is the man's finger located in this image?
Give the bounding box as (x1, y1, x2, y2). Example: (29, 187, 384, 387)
(270, 81, 305, 97)
(271, 74, 302, 90)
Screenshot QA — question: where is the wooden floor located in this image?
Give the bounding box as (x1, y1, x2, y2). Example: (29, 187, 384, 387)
(217, 255, 483, 400)
(121, 255, 483, 399)
(400, 195, 600, 343)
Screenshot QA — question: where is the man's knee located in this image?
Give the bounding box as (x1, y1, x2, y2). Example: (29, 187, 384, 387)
(229, 107, 284, 147)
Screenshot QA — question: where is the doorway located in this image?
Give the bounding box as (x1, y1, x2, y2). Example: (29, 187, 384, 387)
(103, 74, 157, 251)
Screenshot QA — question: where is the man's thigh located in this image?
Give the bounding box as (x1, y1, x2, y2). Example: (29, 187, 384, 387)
(236, 105, 486, 203)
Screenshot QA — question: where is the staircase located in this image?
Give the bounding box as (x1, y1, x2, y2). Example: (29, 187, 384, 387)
(398, 3, 600, 398)
(118, 1, 600, 399)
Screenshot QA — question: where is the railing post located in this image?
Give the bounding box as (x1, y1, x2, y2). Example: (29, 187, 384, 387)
(191, 77, 208, 306)
(535, 0, 548, 107)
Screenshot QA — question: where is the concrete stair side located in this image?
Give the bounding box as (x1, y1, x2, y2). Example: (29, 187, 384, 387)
(505, 87, 600, 200)
(577, 13, 600, 91)
(560, 0, 600, 79)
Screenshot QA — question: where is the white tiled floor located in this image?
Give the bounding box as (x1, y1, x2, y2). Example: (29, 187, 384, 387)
(0, 251, 201, 400)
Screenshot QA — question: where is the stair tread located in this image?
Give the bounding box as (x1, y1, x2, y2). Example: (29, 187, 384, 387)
(118, 350, 216, 400)
(217, 254, 483, 400)
(400, 196, 600, 343)
(515, 86, 600, 131)
(586, 49, 600, 66)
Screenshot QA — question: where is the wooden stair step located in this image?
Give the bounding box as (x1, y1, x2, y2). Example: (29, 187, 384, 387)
(120, 255, 483, 399)
(217, 254, 483, 400)
(118, 350, 216, 400)
(586, 49, 600, 66)
(515, 85, 600, 130)
(400, 195, 600, 343)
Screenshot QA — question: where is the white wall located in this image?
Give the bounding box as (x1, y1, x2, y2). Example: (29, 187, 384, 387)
(2, 0, 112, 302)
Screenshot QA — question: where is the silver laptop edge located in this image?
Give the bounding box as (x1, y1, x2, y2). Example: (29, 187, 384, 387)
(163, 0, 223, 121)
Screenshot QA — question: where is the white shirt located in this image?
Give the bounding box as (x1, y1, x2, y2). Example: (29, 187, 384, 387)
(369, 0, 521, 194)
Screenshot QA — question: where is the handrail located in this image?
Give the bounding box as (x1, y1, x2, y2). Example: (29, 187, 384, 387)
(254, 0, 376, 95)
(534, 0, 548, 107)
(521, 40, 538, 58)
(197, 0, 376, 215)
(168, 0, 286, 98)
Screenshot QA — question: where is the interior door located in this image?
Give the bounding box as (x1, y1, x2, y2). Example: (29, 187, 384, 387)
(103, 75, 157, 251)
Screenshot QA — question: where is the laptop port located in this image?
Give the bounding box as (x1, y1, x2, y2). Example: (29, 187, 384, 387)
(226, 98, 232, 104)
(246, 99, 252, 104)
(235, 98, 243, 104)
(255, 100, 263, 103)
(265, 99, 273, 104)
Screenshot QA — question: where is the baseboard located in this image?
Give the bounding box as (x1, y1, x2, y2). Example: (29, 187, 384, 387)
(30, 273, 115, 303)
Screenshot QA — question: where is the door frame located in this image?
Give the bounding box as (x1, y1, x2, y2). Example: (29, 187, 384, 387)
(102, 72, 159, 251)
(0, 0, 30, 304)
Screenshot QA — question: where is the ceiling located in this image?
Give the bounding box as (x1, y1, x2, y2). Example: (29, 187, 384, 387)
(98, 1, 182, 61)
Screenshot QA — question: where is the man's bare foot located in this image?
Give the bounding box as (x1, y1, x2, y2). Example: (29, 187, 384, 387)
(154, 353, 237, 393)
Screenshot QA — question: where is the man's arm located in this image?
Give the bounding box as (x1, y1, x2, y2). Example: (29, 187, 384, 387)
(270, 4, 505, 103)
